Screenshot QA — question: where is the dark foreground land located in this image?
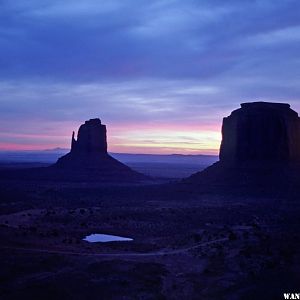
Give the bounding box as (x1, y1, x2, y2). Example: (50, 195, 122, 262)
(0, 171, 300, 300)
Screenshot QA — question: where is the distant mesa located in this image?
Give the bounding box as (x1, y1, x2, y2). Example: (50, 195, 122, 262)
(186, 102, 300, 193)
(220, 102, 300, 164)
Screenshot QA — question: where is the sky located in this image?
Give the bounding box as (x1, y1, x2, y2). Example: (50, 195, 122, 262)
(0, 0, 300, 154)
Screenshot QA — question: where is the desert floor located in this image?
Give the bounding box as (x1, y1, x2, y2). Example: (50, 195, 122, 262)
(0, 176, 300, 300)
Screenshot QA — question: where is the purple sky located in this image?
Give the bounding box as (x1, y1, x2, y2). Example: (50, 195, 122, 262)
(0, 0, 300, 154)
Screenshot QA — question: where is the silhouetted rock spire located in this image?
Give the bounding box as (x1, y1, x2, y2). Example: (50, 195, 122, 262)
(71, 131, 76, 151)
(220, 102, 300, 163)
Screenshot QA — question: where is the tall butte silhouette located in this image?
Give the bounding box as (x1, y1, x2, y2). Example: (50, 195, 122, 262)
(52, 118, 146, 181)
(219, 102, 300, 163)
(186, 102, 300, 193)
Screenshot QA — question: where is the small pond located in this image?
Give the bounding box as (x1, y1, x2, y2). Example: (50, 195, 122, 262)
(83, 233, 133, 243)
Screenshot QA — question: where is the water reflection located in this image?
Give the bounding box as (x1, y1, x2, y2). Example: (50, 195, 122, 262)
(83, 233, 133, 243)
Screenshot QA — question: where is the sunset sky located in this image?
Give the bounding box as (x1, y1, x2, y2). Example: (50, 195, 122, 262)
(0, 0, 300, 154)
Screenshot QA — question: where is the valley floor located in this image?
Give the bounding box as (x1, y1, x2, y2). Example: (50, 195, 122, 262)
(0, 180, 300, 300)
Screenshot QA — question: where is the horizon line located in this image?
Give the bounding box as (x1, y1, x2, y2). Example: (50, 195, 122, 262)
(0, 148, 219, 156)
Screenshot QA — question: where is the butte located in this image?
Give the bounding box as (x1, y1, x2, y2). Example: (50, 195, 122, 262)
(50, 118, 146, 182)
(185, 102, 300, 194)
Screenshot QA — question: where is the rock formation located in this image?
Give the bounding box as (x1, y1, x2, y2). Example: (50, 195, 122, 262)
(185, 102, 300, 194)
(220, 102, 300, 164)
(70, 118, 107, 154)
(55, 118, 109, 168)
(52, 118, 146, 181)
